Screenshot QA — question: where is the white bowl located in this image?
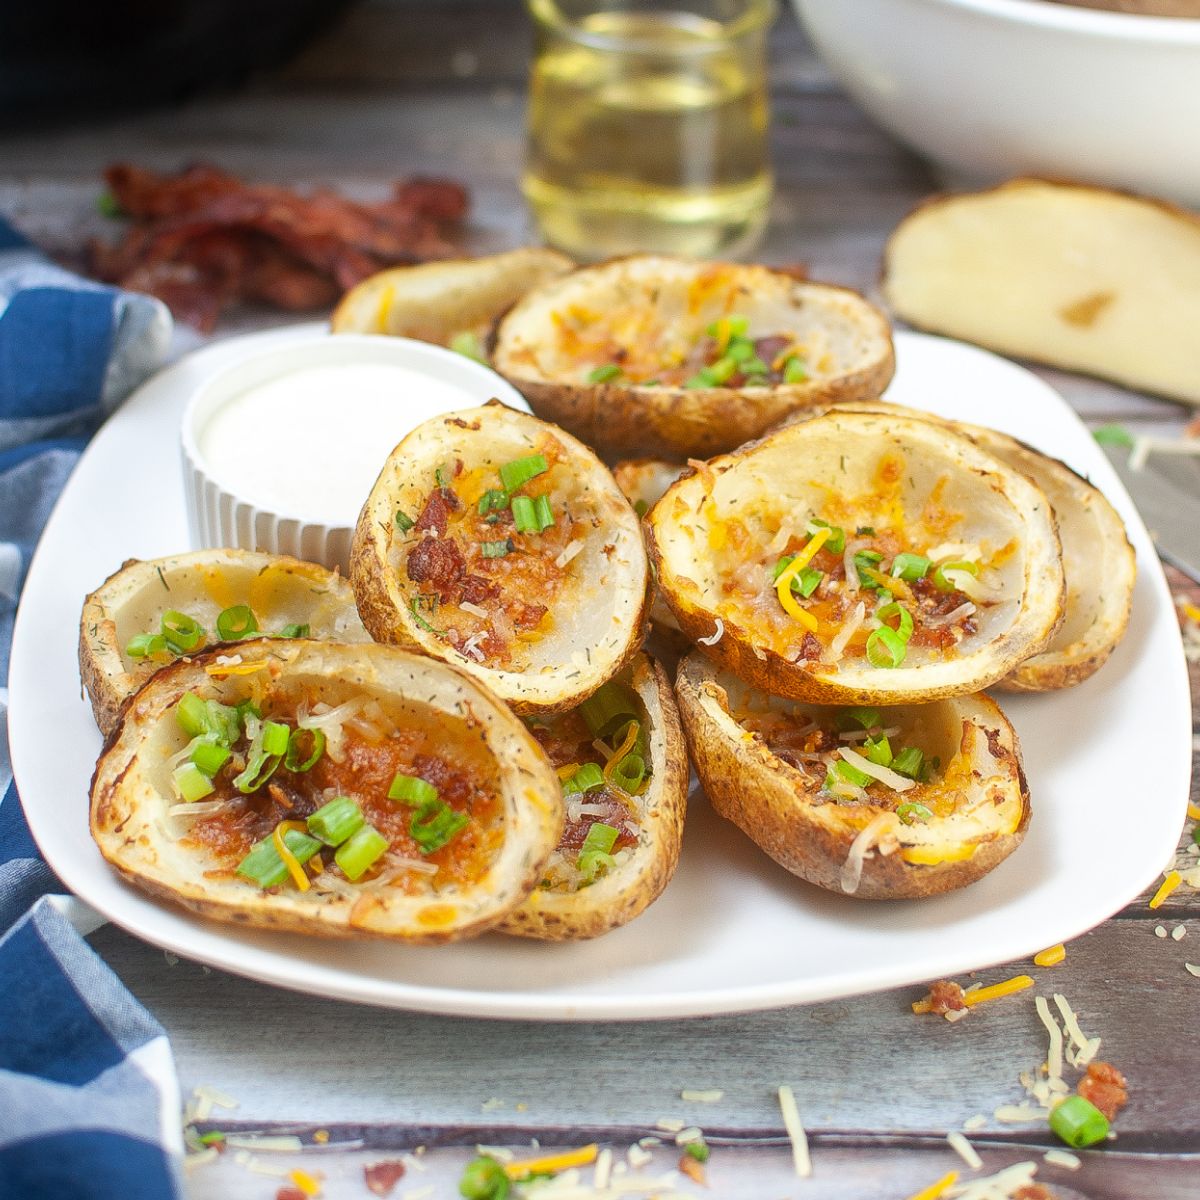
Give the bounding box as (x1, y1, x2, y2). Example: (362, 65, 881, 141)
(793, 0, 1200, 205)
(182, 332, 529, 574)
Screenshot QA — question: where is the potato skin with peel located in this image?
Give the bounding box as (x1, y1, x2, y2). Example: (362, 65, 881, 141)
(674, 652, 1030, 900)
(647, 407, 1066, 704)
(490, 255, 895, 460)
(499, 655, 688, 941)
(79, 548, 369, 737)
(90, 639, 564, 942)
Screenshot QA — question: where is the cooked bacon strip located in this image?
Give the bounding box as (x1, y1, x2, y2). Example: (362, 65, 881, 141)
(414, 486, 462, 537)
(406, 537, 465, 602)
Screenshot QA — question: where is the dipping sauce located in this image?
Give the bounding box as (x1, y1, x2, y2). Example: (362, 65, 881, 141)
(198, 362, 483, 525)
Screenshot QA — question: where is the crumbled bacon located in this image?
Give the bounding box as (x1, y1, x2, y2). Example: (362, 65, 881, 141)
(512, 600, 549, 630)
(91, 163, 468, 331)
(364, 1159, 407, 1196)
(926, 980, 968, 1014)
(678, 1155, 707, 1186)
(754, 335, 791, 363)
(1013, 1185, 1057, 1200)
(275, 1188, 307, 1200)
(559, 798, 638, 851)
(460, 573, 500, 606)
(406, 537, 465, 602)
(414, 486, 461, 536)
(1078, 1061, 1128, 1121)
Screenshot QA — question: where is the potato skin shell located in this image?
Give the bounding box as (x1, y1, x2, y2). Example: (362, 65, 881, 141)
(674, 653, 1031, 900)
(498, 656, 689, 941)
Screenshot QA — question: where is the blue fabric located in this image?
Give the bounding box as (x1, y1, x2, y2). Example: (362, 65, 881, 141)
(0, 214, 181, 1198)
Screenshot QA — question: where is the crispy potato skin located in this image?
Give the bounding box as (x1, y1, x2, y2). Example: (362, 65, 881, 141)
(79, 549, 368, 737)
(674, 653, 1030, 900)
(498, 656, 689, 940)
(490, 257, 896, 460)
(90, 640, 564, 942)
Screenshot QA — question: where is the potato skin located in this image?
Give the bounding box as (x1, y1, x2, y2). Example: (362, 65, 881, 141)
(498, 656, 688, 941)
(91, 639, 564, 943)
(674, 653, 1030, 900)
(490, 256, 896, 460)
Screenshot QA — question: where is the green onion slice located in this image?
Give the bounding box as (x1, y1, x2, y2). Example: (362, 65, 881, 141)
(161, 610, 205, 653)
(578, 850, 617, 884)
(236, 827, 321, 889)
(307, 796, 365, 847)
(175, 693, 241, 746)
(742, 357, 769, 376)
(933, 559, 978, 593)
(685, 1141, 710, 1163)
(284, 726, 325, 773)
(579, 682, 641, 740)
(477, 488, 508, 515)
(806, 518, 845, 555)
(610, 752, 645, 793)
(190, 742, 231, 777)
(511, 495, 538, 534)
(232, 721, 286, 794)
(388, 773, 439, 806)
(876, 601, 914, 643)
(836, 706, 882, 732)
(450, 331, 485, 363)
(216, 605, 258, 641)
(278, 623, 310, 639)
(395, 509, 415, 531)
(726, 337, 754, 362)
(533, 493, 554, 531)
(783, 355, 808, 383)
(890, 552, 931, 581)
(1049, 1095, 1110, 1149)
(686, 369, 718, 388)
(863, 735, 892, 767)
(173, 762, 215, 803)
(499, 454, 548, 494)
(459, 1155, 511, 1200)
(579, 822, 620, 857)
(126, 632, 168, 659)
(866, 626, 907, 669)
(480, 538, 513, 558)
(706, 314, 749, 338)
(410, 597, 440, 634)
(706, 355, 739, 384)
(587, 363, 622, 383)
(1092, 423, 1134, 449)
(896, 802, 933, 825)
(334, 824, 389, 882)
(409, 800, 469, 855)
(827, 758, 872, 790)
(563, 762, 605, 795)
(890, 746, 925, 779)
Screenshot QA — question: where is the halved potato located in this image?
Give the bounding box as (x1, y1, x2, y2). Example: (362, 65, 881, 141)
(351, 403, 649, 714)
(882, 178, 1200, 406)
(500, 654, 688, 941)
(330, 247, 574, 347)
(91, 639, 563, 942)
(647, 407, 1065, 704)
(490, 255, 896, 460)
(80, 549, 369, 736)
(675, 652, 1030, 899)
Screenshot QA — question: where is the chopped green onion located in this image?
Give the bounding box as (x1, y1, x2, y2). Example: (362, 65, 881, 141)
(633, 499, 649, 518)
(610, 752, 646, 793)
(876, 601, 914, 643)
(1092, 423, 1134, 449)
(334, 824, 389, 882)
(284, 727, 325, 773)
(579, 682, 640, 740)
(933, 559, 978, 593)
(770, 556, 823, 598)
(450, 330, 486, 362)
(830, 758, 872, 788)
(409, 800, 469, 855)
(533, 493, 555, 530)
(500, 454, 549, 494)
(891, 552, 931, 581)
(459, 1154, 511, 1200)
(388, 773, 439, 806)
(896, 802, 933, 825)
(216, 605, 258, 641)
(613, 717, 649, 761)
(807, 518, 845, 555)
(477, 489, 508, 515)
(854, 549, 884, 574)
(173, 762, 215, 803)
(480, 538, 513, 558)
(96, 190, 124, 218)
(511, 495, 538, 533)
(578, 850, 617, 883)
(261, 721, 289, 757)
(866, 626, 907, 668)
(1193, 825, 1200, 849)
(435, 463, 452, 488)
(742, 357, 769, 376)
(1049, 1095, 1110, 1149)
(236, 827, 321, 888)
(307, 796, 365, 847)
(175, 692, 241, 745)
(563, 762, 605, 795)
(726, 337, 755, 362)
(161, 610, 205, 653)
(410, 597, 440, 634)
(685, 1142, 710, 1163)
(197, 1132, 225, 1146)
(579, 822, 620, 857)
(277, 623, 310, 639)
(706, 314, 749, 338)
(783, 355, 808, 383)
(856, 525, 875, 536)
(395, 509, 415, 532)
(686, 369, 719, 388)
(126, 632, 168, 659)
(232, 721, 287, 793)
(863, 735, 892, 767)
(587, 363, 622, 383)
(190, 742, 231, 777)
(890, 747, 925, 779)
(236, 699, 261, 725)
(836, 706, 882, 732)
(706, 355, 739, 384)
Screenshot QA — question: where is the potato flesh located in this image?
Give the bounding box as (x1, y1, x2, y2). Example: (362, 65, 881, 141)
(884, 180, 1200, 405)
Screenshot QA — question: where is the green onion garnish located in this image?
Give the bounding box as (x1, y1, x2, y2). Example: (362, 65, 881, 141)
(196, 1132, 225, 1146)
(706, 356, 739, 385)
(685, 1142, 710, 1163)
(890, 552, 930, 581)
(277, 623, 310, 639)
(579, 682, 640, 739)
(866, 626, 907, 669)
(477, 489, 508, 515)
(563, 762, 605, 795)
(1092, 423, 1134, 449)
(633, 499, 649, 518)
(175, 693, 241, 745)
(173, 762, 215, 803)
(706, 314, 749, 338)
(933, 559, 978, 593)
(511, 495, 538, 533)
(481, 539, 513, 558)
(587, 363, 622, 383)
(533, 494, 555, 530)
(579, 822, 619, 857)
(610, 752, 646, 793)
(307, 796, 365, 847)
(742, 357, 769, 376)
(232, 721, 288, 793)
(726, 338, 755, 362)
(836, 707, 881, 732)
(876, 601, 914, 643)
(334, 824, 389, 882)
(459, 1155, 511, 1200)
(807, 518, 846, 555)
(388, 773, 439, 806)
(854, 549, 884, 572)
(500, 454, 549, 494)
(1049, 1095, 1110, 1149)
(863, 735, 892, 767)
(896, 802, 933, 825)
(395, 509, 415, 532)
(284, 727, 325, 773)
(161, 610, 205, 654)
(450, 330, 486, 363)
(126, 632, 167, 659)
(435, 463, 452, 488)
(890, 746, 925, 779)
(856, 525, 875, 536)
(262, 721, 289, 757)
(771, 556, 824, 598)
(685, 368, 719, 389)
(190, 742, 231, 777)
(410, 597, 440, 634)
(96, 190, 124, 218)
(236, 827, 321, 889)
(216, 605, 258, 641)
(409, 800, 469, 855)
(783, 355, 808, 384)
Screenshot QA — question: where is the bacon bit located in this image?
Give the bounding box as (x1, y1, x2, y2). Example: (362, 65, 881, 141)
(912, 980, 967, 1015)
(406, 537, 465, 602)
(1077, 1061, 1128, 1121)
(276, 1188, 307, 1200)
(678, 1154, 707, 1187)
(460, 574, 500, 606)
(1014, 1184, 1058, 1200)
(1034, 944, 1066, 968)
(1149, 870, 1182, 909)
(414, 487, 461, 536)
(363, 1159, 407, 1196)
(512, 601, 548, 630)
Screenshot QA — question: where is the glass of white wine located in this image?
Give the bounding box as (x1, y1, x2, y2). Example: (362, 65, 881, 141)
(524, 0, 777, 260)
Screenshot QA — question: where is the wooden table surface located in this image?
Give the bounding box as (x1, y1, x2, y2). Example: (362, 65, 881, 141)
(3, 3, 1198, 1197)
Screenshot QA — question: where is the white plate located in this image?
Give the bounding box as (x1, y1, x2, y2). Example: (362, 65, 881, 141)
(9, 327, 1191, 1021)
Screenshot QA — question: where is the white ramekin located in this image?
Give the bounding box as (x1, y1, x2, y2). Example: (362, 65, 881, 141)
(181, 333, 529, 574)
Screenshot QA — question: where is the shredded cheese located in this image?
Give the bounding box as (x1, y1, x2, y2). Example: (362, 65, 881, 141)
(775, 527, 830, 630)
(505, 1144, 598, 1179)
(947, 1161, 1038, 1199)
(680, 1089, 724, 1103)
(696, 618, 724, 646)
(1187, 802, 1200, 820)
(1043, 1149, 1081, 1170)
(963, 974, 1034, 1007)
(840, 812, 895, 894)
(1149, 870, 1182, 909)
(1052, 993, 1097, 1067)
(273, 821, 312, 892)
(288, 1168, 322, 1196)
(204, 659, 268, 677)
(1033, 944, 1065, 967)
(906, 1170, 959, 1200)
(603, 721, 640, 786)
(1034, 995, 1065, 1085)
(776, 1084, 811, 1178)
(837, 746, 916, 792)
(826, 598, 865, 663)
(946, 1132, 981, 1170)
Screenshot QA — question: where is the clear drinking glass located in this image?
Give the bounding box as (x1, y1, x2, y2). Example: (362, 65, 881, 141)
(523, 0, 776, 260)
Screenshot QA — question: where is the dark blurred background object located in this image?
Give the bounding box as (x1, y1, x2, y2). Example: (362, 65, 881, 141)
(0, 0, 360, 129)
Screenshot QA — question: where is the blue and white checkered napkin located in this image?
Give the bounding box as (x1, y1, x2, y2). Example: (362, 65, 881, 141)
(0, 216, 184, 1198)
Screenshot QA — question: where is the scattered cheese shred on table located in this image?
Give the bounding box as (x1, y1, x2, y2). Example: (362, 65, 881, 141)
(961, 1115, 987, 1132)
(289, 1168, 322, 1197)
(1187, 803, 1200, 820)
(1033, 944, 1065, 967)
(1043, 1149, 1081, 1170)
(680, 1089, 724, 1103)
(905, 1169, 958, 1200)
(1185, 963, 1200, 978)
(1149, 871, 1182, 909)
(505, 1144, 599, 1180)
(964, 975, 1034, 1006)
(946, 1132, 982, 1170)
(1034, 996, 1065, 1086)
(777, 1084, 811, 1178)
